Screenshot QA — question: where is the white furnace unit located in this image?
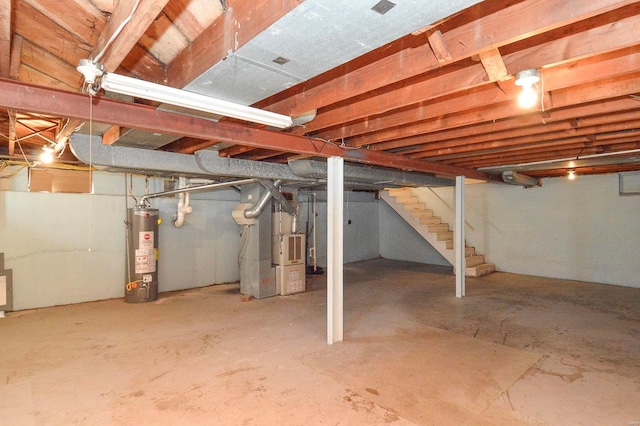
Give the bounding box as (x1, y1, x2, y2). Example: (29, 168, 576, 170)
(272, 210, 305, 296)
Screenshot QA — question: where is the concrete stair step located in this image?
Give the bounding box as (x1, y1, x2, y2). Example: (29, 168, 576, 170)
(466, 263, 496, 277)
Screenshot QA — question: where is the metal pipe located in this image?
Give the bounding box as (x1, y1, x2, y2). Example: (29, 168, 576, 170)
(244, 180, 283, 218)
(139, 178, 255, 205)
(258, 179, 297, 217)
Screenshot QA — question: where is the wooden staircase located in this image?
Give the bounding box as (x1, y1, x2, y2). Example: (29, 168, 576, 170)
(381, 188, 495, 277)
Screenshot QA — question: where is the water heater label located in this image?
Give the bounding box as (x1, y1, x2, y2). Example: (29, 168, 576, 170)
(135, 249, 156, 273)
(139, 231, 155, 249)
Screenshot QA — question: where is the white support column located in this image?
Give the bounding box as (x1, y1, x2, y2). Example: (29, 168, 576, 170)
(455, 175, 466, 298)
(327, 157, 344, 344)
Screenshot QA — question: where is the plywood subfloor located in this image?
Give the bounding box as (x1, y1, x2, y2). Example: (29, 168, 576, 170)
(0, 258, 638, 425)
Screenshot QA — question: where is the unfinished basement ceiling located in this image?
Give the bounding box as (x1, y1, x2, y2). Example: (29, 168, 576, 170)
(186, 0, 482, 104)
(2, 0, 640, 182)
(117, 0, 482, 151)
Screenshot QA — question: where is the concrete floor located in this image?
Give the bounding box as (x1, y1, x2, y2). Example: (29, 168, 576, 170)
(0, 258, 638, 425)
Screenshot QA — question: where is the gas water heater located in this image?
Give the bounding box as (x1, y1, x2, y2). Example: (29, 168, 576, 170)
(126, 207, 159, 303)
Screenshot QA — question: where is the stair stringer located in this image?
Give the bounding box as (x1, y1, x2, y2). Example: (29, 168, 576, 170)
(380, 191, 455, 265)
(381, 188, 495, 277)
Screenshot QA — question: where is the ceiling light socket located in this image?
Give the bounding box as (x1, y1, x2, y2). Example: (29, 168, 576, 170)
(515, 68, 540, 87)
(76, 59, 105, 84)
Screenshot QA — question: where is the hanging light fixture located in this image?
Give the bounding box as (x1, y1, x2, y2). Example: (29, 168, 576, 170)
(567, 170, 576, 180)
(76, 59, 294, 129)
(515, 68, 540, 109)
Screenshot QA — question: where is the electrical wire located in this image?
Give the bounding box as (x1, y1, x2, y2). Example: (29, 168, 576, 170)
(15, 140, 36, 167)
(93, 0, 140, 62)
(306, 135, 366, 153)
(0, 163, 27, 179)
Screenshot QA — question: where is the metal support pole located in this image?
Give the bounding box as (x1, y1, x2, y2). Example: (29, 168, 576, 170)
(327, 157, 344, 344)
(455, 175, 466, 298)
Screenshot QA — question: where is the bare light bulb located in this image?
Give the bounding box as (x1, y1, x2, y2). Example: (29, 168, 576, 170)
(518, 84, 538, 108)
(40, 146, 54, 164)
(567, 170, 576, 180)
(515, 69, 540, 109)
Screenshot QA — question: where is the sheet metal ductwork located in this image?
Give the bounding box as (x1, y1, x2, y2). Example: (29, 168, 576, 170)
(70, 134, 455, 189)
(287, 159, 453, 188)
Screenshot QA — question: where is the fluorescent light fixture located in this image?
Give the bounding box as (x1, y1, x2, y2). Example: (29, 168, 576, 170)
(101, 73, 294, 129)
(77, 60, 294, 129)
(515, 68, 540, 109)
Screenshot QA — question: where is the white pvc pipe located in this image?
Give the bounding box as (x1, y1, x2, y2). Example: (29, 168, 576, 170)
(174, 177, 193, 228)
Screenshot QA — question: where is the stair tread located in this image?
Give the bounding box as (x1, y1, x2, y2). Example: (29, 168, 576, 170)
(384, 190, 494, 277)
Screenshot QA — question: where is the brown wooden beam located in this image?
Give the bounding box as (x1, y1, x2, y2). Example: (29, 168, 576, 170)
(7, 109, 16, 156)
(57, 0, 170, 143)
(427, 30, 452, 64)
(260, 0, 638, 117)
(478, 48, 508, 82)
(218, 144, 257, 157)
(0, 78, 498, 181)
(338, 64, 640, 148)
(91, 0, 170, 71)
(158, 137, 219, 154)
(9, 34, 21, 79)
(371, 97, 640, 152)
(308, 12, 640, 139)
(161, 0, 303, 89)
(0, 0, 10, 78)
(407, 110, 640, 159)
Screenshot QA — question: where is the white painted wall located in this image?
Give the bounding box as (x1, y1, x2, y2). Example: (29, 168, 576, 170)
(411, 174, 640, 288)
(0, 169, 242, 310)
(378, 201, 450, 266)
(1, 169, 384, 310)
(298, 191, 380, 268)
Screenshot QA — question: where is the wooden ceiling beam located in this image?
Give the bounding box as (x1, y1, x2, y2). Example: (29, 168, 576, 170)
(445, 135, 640, 165)
(22, 0, 106, 46)
(7, 109, 16, 156)
(419, 123, 640, 163)
(405, 110, 640, 158)
(91, 0, 170, 71)
(336, 62, 640, 148)
(372, 97, 640, 152)
(158, 137, 221, 154)
(0, 0, 10, 78)
(478, 48, 508, 83)
(307, 11, 640, 139)
(57, 0, 170, 143)
(0, 78, 497, 181)
(447, 138, 640, 168)
(261, 0, 638, 117)
(160, 0, 303, 89)
(218, 144, 258, 157)
(427, 30, 452, 64)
